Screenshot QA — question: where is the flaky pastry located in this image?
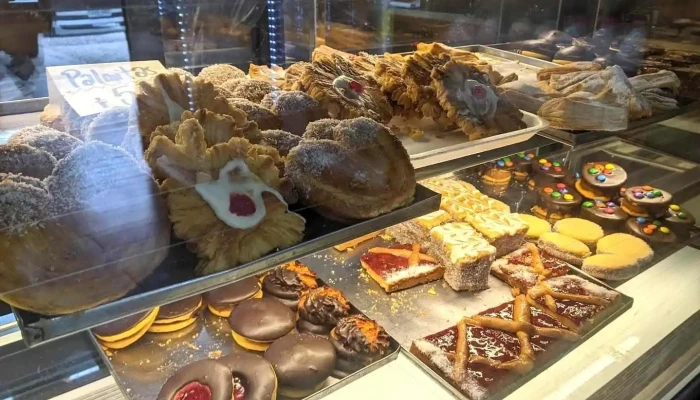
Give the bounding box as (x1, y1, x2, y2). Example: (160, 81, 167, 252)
(280, 62, 311, 91)
(402, 51, 453, 126)
(248, 63, 286, 87)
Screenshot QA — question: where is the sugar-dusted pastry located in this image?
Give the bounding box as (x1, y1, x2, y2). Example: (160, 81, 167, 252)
(228, 298, 296, 351)
(286, 117, 416, 221)
(662, 204, 696, 238)
(361, 243, 445, 292)
(82, 106, 143, 158)
(228, 98, 282, 131)
(156, 359, 233, 400)
(296, 287, 351, 335)
(262, 261, 319, 311)
(259, 129, 302, 157)
(463, 210, 528, 257)
(621, 185, 673, 218)
(429, 222, 497, 291)
(575, 162, 628, 201)
(92, 308, 160, 350)
(303, 118, 341, 140)
(196, 63, 246, 86)
(249, 63, 286, 87)
(386, 210, 451, 250)
(8, 125, 82, 160)
(596, 233, 654, 267)
(491, 243, 571, 295)
(329, 315, 391, 378)
(553, 218, 604, 250)
(582, 254, 640, 281)
(204, 276, 263, 317)
(625, 217, 677, 248)
(148, 295, 202, 333)
(517, 213, 552, 242)
(0, 143, 57, 179)
(221, 78, 279, 103)
(580, 200, 628, 233)
(145, 116, 305, 275)
(536, 61, 603, 81)
(537, 232, 591, 266)
(260, 91, 327, 135)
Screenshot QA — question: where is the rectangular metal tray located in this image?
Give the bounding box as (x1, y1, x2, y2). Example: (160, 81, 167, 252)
(91, 278, 401, 400)
(12, 185, 440, 347)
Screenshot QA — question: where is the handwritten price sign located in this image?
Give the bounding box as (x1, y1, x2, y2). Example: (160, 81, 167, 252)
(47, 60, 167, 117)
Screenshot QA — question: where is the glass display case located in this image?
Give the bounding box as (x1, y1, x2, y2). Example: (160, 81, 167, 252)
(1, 1, 699, 400)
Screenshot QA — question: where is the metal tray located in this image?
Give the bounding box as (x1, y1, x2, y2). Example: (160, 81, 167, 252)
(12, 185, 440, 347)
(91, 278, 401, 400)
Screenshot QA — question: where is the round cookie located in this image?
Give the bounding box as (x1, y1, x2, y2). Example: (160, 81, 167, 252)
(552, 218, 604, 250)
(205, 276, 263, 318)
(580, 200, 628, 233)
(156, 359, 233, 400)
(297, 287, 351, 335)
(625, 217, 677, 248)
(262, 261, 319, 311)
(532, 183, 583, 222)
(218, 352, 278, 400)
(92, 308, 160, 350)
(575, 162, 628, 201)
(621, 185, 673, 218)
(228, 297, 295, 351)
(582, 254, 640, 281)
(596, 233, 654, 267)
(264, 333, 336, 398)
(517, 213, 552, 242)
(662, 204, 696, 239)
(537, 232, 591, 266)
(511, 152, 535, 182)
(480, 158, 512, 186)
(531, 157, 568, 181)
(149, 295, 202, 333)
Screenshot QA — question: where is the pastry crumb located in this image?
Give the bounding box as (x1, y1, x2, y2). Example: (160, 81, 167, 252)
(209, 350, 222, 359)
(428, 287, 437, 295)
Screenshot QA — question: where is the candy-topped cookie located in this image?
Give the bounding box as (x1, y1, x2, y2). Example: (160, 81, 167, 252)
(580, 199, 628, 232)
(480, 158, 513, 186)
(575, 162, 627, 201)
(511, 152, 535, 182)
(621, 185, 673, 218)
(625, 217, 677, 248)
(532, 183, 582, 222)
(531, 157, 568, 180)
(662, 204, 696, 238)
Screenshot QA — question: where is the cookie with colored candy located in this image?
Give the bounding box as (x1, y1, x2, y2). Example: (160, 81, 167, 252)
(527, 173, 557, 192)
(621, 185, 673, 218)
(575, 162, 627, 201)
(625, 217, 677, 248)
(480, 158, 512, 188)
(662, 204, 696, 238)
(580, 200, 628, 232)
(531, 183, 582, 222)
(531, 157, 568, 180)
(511, 152, 535, 182)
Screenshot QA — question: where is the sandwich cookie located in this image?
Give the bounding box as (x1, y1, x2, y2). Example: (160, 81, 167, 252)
(662, 204, 696, 239)
(93, 307, 159, 350)
(621, 185, 673, 218)
(156, 359, 233, 400)
(228, 298, 295, 351)
(580, 200, 628, 233)
(625, 217, 677, 248)
(297, 287, 351, 335)
(264, 333, 336, 398)
(552, 218, 604, 250)
(262, 261, 318, 311)
(205, 276, 263, 318)
(537, 232, 591, 266)
(148, 295, 202, 333)
(511, 152, 535, 182)
(531, 157, 568, 181)
(218, 352, 278, 400)
(329, 315, 391, 378)
(582, 254, 640, 281)
(575, 162, 627, 201)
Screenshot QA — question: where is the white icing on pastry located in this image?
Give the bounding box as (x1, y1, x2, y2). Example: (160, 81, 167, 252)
(332, 75, 363, 104)
(195, 159, 287, 230)
(158, 82, 186, 122)
(455, 79, 498, 119)
(430, 222, 495, 263)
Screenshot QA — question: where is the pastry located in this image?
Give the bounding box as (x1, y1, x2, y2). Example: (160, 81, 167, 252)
(580, 200, 628, 232)
(552, 46, 596, 65)
(280, 62, 311, 91)
(422, 178, 481, 198)
(596, 233, 654, 267)
(264, 333, 336, 398)
(156, 359, 233, 400)
(333, 231, 382, 252)
(537, 232, 591, 266)
(463, 211, 528, 257)
(662, 204, 696, 238)
(8, 125, 82, 160)
(286, 117, 416, 221)
(402, 50, 452, 124)
(429, 222, 497, 291)
(526, 275, 619, 332)
(297, 287, 351, 334)
(196, 63, 246, 86)
(360, 243, 445, 293)
(511, 152, 535, 182)
(149, 295, 203, 333)
(532, 183, 583, 222)
(539, 30, 573, 46)
(259, 129, 302, 157)
(39, 104, 65, 132)
(221, 78, 279, 103)
(518, 39, 559, 60)
(582, 254, 640, 281)
(552, 218, 604, 250)
(0, 143, 170, 315)
(432, 61, 525, 140)
(228, 98, 282, 131)
(204, 276, 263, 317)
(537, 95, 629, 132)
(228, 297, 296, 351)
(516, 214, 552, 242)
(92, 308, 160, 350)
(329, 315, 391, 378)
(82, 107, 143, 158)
(249, 63, 286, 87)
(260, 91, 327, 135)
(218, 352, 278, 400)
(527, 174, 558, 192)
(385, 210, 451, 251)
(262, 261, 319, 310)
(625, 217, 677, 247)
(449, 192, 511, 214)
(145, 117, 304, 276)
(415, 42, 481, 63)
(301, 50, 392, 123)
(536, 62, 603, 82)
(531, 157, 568, 181)
(575, 162, 628, 201)
(303, 118, 341, 140)
(491, 243, 572, 295)
(480, 159, 512, 187)
(374, 52, 416, 117)
(621, 185, 673, 218)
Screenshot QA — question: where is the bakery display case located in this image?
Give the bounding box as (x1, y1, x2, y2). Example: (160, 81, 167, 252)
(1, 1, 700, 400)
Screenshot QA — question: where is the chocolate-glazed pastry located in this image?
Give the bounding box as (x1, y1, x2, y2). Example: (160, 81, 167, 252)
(580, 200, 628, 233)
(662, 204, 696, 238)
(531, 157, 568, 181)
(553, 46, 596, 65)
(149, 295, 203, 333)
(621, 185, 673, 218)
(511, 152, 535, 182)
(264, 333, 336, 398)
(329, 315, 391, 378)
(92, 308, 159, 350)
(532, 183, 583, 223)
(262, 261, 318, 311)
(156, 359, 233, 400)
(518, 39, 558, 61)
(205, 276, 262, 318)
(228, 298, 296, 351)
(575, 162, 628, 201)
(625, 217, 677, 248)
(297, 287, 351, 335)
(539, 30, 573, 46)
(218, 352, 278, 400)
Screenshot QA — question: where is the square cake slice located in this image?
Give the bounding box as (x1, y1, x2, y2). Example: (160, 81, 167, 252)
(491, 243, 572, 295)
(464, 211, 528, 257)
(429, 222, 496, 291)
(386, 210, 451, 251)
(360, 243, 445, 293)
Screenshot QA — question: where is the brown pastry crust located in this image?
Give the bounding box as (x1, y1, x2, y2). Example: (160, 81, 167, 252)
(402, 51, 452, 124)
(249, 63, 286, 87)
(260, 91, 327, 136)
(360, 244, 445, 293)
(281, 62, 311, 91)
(375, 53, 418, 117)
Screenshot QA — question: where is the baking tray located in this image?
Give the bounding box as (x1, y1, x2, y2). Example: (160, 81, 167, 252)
(12, 185, 440, 347)
(91, 278, 401, 400)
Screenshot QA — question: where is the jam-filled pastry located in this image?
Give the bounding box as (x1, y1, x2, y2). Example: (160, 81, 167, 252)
(156, 359, 234, 400)
(262, 260, 319, 311)
(297, 287, 351, 335)
(490, 243, 572, 296)
(329, 315, 391, 378)
(360, 243, 445, 293)
(249, 63, 286, 87)
(301, 52, 392, 123)
(280, 62, 311, 91)
(145, 117, 305, 275)
(432, 61, 526, 140)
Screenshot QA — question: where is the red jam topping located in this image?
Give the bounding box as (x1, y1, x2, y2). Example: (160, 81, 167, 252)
(472, 85, 487, 99)
(174, 382, 212, 400)
(229, 193, 256, 216)
(360, 245, 436, 279)
(232, 376, 246, 400)
(348, 80, 364, 94)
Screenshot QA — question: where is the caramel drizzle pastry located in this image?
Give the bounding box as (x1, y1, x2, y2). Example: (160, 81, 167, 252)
(280, 62, 311, 91)
(375, 53, 418, 118)
(402, 50, 453, 126)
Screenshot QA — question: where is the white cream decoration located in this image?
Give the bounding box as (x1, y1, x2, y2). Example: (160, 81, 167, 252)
(332, 75, 363, 105)
(158, 81, 186, 122)
(195, 159, 288, 230)
(455, 79, 498, 120)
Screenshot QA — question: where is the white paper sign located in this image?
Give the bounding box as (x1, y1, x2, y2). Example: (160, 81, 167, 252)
(46, 60, 167, 117)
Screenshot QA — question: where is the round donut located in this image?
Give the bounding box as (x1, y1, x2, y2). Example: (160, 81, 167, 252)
(218, 352, 278, 400)
(285, 117, 416, 221)
(156, 359, 233, 400)
(260, 91, 327, 135)
(0, 143, 57, 179)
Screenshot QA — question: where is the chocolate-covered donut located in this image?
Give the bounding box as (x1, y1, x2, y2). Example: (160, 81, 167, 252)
(625, 217, 677, 248)
(205, 276, 262, 317)
(228, 298, 295, 351)
(297, 287, 351, 335)
(621, 186, 673, 218)
(156, 359, 233, 400)
(218, 352, 278, 400)
(157, 295, 202, 320)
(575, 162, 628, 201)
(329, 315, 390, 378)
(264, 333, 336, 397)
(662, 204, 696, 238)
(262, 261, 318, 311)
(581, 200, 628, 233)
(92, 309, 153, 338)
